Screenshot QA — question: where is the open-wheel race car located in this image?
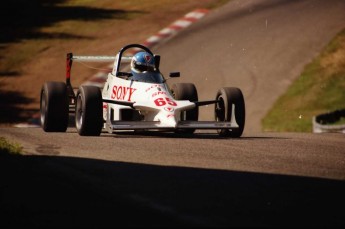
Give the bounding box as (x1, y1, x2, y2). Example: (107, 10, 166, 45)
(40, 44, 245, 137)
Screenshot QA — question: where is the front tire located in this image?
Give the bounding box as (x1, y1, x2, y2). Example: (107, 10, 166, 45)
(215, 87, 245, 137)
(75, 86, 103, 136)
(171, 83, 199, 134)
(40, 81, 69, 132)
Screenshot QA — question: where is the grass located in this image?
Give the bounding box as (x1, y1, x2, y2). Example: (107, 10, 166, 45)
(262, 28, 345, 132)
(0, 137, 23, 155)
(335, 117, 345, 125)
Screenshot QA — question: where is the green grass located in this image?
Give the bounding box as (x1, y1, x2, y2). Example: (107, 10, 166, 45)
(334, 117, 345, 125)
(0, 137, 23, 155)
(262, 28, 345, 132)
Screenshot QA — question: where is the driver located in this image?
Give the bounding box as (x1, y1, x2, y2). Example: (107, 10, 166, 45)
(130, 51, 155, 73)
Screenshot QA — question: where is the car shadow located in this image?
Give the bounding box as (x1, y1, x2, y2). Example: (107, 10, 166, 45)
(102, 131, 287, 140)
(1, 152, 344, 228)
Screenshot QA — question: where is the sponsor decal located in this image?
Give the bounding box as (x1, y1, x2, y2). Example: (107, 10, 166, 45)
(145, 84, 163, 92)
(152, 91, 167, 97)
(111, 85, 136, 101)
(102, 103, 108, 120)
(144, 54, 152, 63)
(164, 107, 174, 112)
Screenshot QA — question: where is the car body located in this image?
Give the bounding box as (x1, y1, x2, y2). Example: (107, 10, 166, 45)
(40, 44, 245, 137)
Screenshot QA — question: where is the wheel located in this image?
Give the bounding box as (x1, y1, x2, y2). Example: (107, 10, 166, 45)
(215, 87, 245, 137)
(170, 83, 199, 134)
(40, 81, 69, 132)
(75, 85, 103, 136)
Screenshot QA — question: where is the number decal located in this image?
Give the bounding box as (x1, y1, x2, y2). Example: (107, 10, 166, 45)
(154, 98, 166, 106)
(165, 97, 177, 106)
(154, 97, 177, 106)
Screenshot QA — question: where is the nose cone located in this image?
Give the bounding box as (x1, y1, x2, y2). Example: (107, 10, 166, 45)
(156, 109, 178, 128)
(162, 115, 178, 128)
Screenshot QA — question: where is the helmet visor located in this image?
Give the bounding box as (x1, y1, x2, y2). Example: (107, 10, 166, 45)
(135, 64, 154, 72)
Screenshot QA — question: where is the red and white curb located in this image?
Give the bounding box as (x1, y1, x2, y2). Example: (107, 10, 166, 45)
(83, 8, 209, 87)
(142, 8, 209, 48)
(16, 8, 209, 128)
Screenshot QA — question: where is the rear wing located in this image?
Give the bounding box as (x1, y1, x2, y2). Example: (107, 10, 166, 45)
(66, 53, 133, 86)
(65, 53, 132, 107)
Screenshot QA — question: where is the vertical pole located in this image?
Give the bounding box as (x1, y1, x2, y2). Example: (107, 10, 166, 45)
(66, 53, 73, 85)
(66, 53, 75, 110)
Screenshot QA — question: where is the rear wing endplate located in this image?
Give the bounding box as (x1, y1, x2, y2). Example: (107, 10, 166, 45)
(65, 53, 132, 102)
(66, 53, 132, 83)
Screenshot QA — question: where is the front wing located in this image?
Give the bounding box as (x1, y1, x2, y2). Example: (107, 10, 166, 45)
(105, 120, 239, 132)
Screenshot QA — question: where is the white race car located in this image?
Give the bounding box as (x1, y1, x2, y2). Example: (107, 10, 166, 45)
(40, 44, 245, 137)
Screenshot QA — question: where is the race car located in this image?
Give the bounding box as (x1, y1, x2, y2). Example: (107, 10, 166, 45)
(40, 44, 245, 137)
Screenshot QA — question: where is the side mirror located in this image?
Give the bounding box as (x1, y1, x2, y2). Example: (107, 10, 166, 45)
(154, 54, 160, 70)
(169, 72, 180, 78)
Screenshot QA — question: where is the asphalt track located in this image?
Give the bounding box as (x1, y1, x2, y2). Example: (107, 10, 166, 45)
(158, 0, 345, 133)
(1, 0, 345, 228)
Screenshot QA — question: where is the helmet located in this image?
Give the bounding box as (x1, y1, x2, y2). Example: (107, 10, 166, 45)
(131, 51, 155, 73)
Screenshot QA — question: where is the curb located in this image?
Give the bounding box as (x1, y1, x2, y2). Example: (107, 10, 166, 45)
(15, 8, 209, 128)
(83, 8, 209, 87)
(142, 9, 209, 48)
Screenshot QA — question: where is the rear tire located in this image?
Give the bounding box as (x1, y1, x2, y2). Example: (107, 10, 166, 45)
(40, 81, 69, 132)
(75, 86, 103, 136)
(171, 83, 199, 134)
(215, 87, 245, 137)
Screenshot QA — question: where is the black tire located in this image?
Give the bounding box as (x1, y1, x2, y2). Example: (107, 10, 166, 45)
(75, 85, 103, 136)
(170, 83, 199, 134)
(215, 87, 245, 138)
(40, 81, 69, 132)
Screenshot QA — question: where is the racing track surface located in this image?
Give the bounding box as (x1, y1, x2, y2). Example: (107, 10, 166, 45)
(158, 0, 345, 133)
(0, 128, 345, 227)
(1, 0, 345, 227)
